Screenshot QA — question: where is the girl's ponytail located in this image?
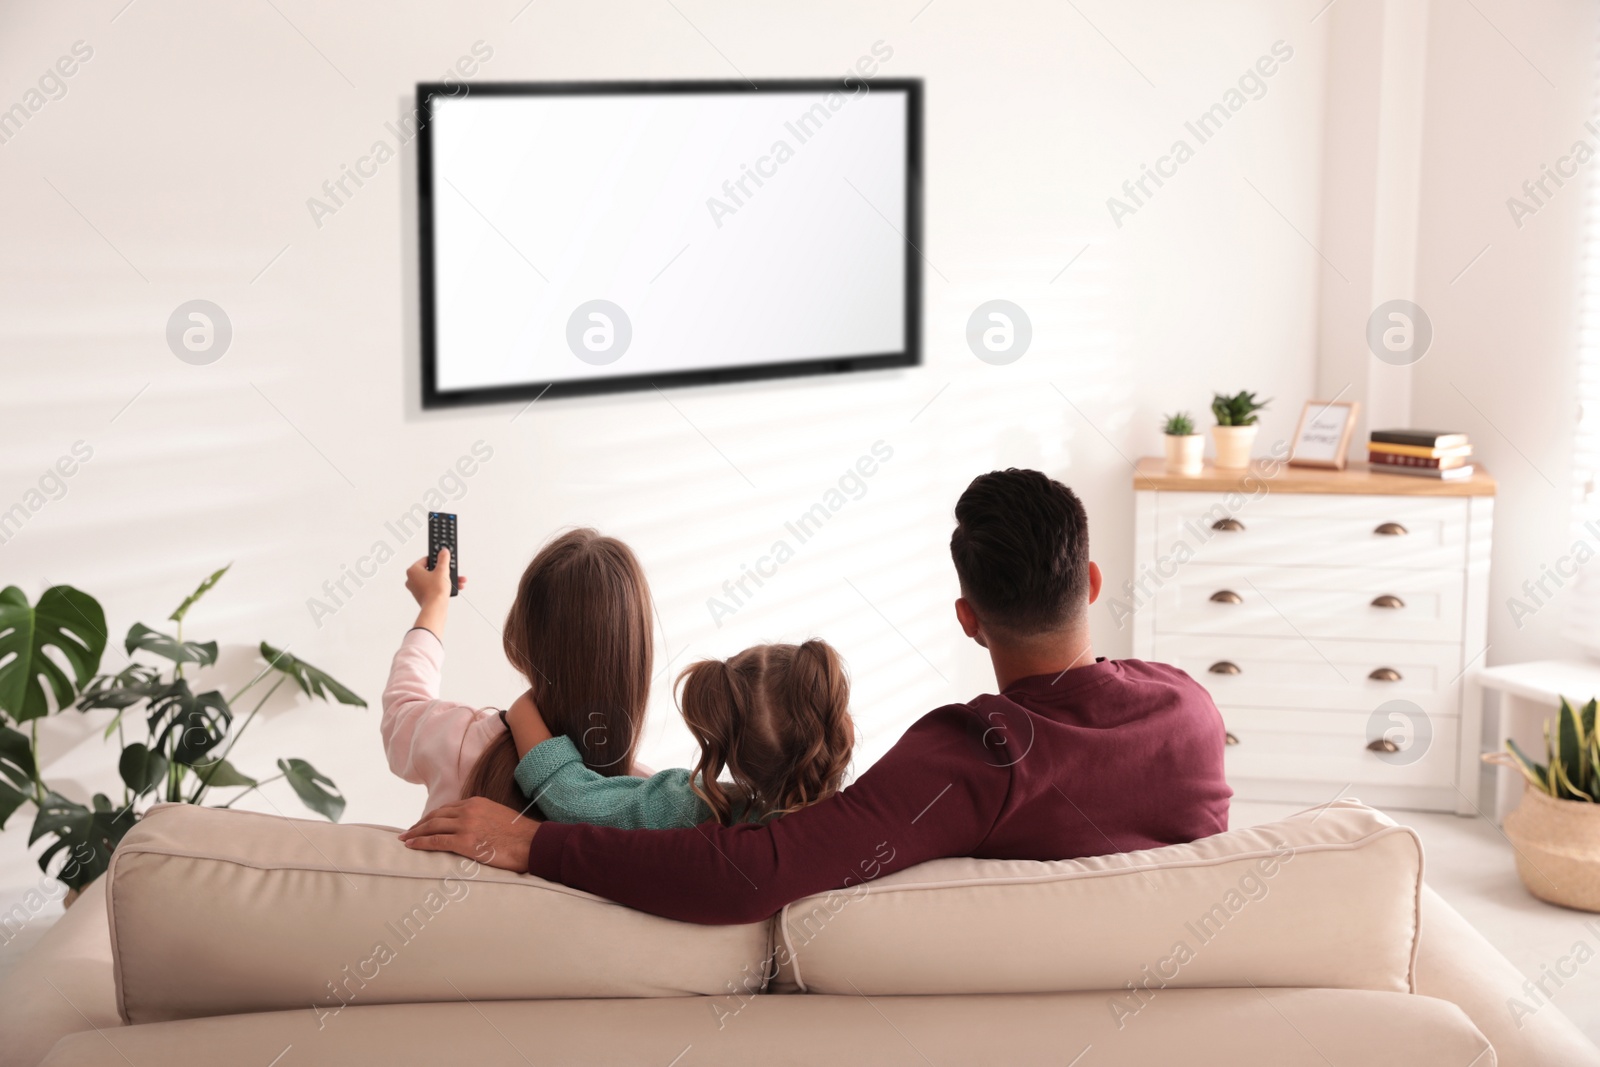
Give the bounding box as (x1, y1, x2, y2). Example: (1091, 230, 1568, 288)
(679, 657, 745, 825)
(790, 639, 848, 730)
(769, 640, 852, 818)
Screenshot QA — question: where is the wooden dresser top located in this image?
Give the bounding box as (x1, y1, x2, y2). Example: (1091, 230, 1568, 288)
(1133, 457, 1497, 497)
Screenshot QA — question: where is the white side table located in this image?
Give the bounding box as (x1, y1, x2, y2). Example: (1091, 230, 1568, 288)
(1476, 659, 1600, 822)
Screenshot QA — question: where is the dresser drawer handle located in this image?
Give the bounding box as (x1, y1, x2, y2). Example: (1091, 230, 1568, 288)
(1211, 518, 1246, 532)
(1225, 731, 1240, 746)
(1370, 595, 1406, 609)
(1368, 667, 1403, 682)
(1209, 661, 1242, 675)
(1374, 522, 1408, 536)
(1366, 738, 1400, 753)
(1209, 590, 1243, 604)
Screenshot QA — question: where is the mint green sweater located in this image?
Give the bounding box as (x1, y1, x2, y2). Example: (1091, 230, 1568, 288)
(514, 736, 731, 830)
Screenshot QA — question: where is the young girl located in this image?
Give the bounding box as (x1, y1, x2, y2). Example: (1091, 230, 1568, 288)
(381, 527, 654, 816)
(507, 639, 856, 829)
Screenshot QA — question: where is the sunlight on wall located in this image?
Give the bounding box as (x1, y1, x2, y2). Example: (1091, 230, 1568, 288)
(1, 0, 1325, 831)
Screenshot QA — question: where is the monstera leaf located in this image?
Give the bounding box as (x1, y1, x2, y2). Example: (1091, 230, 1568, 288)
(125, 623, 217, 668)
(260, 644, 366, 707)
(0, 724, 35, 793)
(76, 663, 166, 745)
(145, 683, 232, 766)
(189, 756, 257, 789)
(169, 564, 230, 624)
(118, 743, 169, 798)
(30, 791, 136, 890)
(279, 758, 344, 821)
(0, 585, 107, 723)
(0, 783, 26, 833)
(77, 663, 165, 713)
(0, 724, 35, 829)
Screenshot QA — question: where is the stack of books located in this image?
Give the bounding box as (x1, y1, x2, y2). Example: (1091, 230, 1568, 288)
(1368, 429, 1475, 480)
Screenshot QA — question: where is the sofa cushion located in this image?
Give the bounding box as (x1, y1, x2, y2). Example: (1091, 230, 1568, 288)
(775, 799, 1422, 998)
(106, 805, 769, 1023)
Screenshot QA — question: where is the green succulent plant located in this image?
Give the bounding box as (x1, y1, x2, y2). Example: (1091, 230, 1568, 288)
(1211, 391, 1271, 427)
(1162, 412, 1196, 436)
(1501, 696, 1600, 802)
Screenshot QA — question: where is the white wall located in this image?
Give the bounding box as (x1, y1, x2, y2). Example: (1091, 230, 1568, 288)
(1315, 0, 1595, 673)
(0, 0, 1325, 840)
(1410, 0, 1594, 668)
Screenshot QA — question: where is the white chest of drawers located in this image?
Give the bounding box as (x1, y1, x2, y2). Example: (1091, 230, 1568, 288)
(1129, 458, 1495, 814)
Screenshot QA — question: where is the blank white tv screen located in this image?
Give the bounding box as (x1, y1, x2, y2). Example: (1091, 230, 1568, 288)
(419, 80, 921, 406)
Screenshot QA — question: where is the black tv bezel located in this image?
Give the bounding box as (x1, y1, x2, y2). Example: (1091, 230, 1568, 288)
(416, 78, 924, 409)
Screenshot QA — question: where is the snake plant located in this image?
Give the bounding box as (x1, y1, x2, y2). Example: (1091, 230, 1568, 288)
(1501, 697, 1600, 802)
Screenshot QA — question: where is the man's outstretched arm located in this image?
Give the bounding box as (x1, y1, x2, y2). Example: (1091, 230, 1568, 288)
(527, 705, 1009, 924)
(403, 705, 1007, 923)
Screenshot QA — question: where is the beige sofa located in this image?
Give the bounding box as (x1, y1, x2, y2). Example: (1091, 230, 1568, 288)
(2, 800, 1596, 1066)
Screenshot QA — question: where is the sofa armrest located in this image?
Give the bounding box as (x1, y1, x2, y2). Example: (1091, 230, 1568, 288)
(0, 879, 118, 1067)
(1416, 884, 1600, 1067)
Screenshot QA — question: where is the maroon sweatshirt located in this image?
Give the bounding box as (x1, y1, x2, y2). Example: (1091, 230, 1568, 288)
(526, 658, 1232, 924)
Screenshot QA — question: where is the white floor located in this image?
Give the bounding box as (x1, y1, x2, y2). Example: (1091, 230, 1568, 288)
(2, 801, 1597, 1046)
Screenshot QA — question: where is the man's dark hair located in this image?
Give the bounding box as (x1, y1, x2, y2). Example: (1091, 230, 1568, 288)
(950, 469, 1090, 636)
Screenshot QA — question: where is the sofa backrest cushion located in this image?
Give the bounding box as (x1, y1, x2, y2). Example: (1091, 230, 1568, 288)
(774, 799, 1423, 999)
(107, 805, 767, 1023)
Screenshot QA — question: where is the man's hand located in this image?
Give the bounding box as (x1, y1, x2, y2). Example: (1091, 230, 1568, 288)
(400, 797, 540, 872)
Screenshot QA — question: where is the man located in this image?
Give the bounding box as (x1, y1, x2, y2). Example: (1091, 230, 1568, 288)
(403, 469, 1231, 923)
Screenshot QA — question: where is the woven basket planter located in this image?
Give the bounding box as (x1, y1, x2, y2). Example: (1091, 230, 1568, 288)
(1504, 783, 1600, 913)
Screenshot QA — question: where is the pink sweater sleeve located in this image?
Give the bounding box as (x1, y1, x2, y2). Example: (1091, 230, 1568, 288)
(380, 628, 506, 814)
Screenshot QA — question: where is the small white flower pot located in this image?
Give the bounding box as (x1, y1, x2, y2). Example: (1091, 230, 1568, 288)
(1163, 434, 1205, 475)
(1211, 425, 1259, 470)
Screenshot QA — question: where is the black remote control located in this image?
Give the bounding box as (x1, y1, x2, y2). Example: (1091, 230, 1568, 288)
(427, 512, 458, 597)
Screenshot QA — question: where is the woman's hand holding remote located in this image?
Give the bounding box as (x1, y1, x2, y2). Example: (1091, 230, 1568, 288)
(405, 548, 466, 639)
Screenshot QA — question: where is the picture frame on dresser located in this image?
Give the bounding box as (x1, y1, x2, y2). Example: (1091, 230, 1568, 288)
(1289, 399, 1360, 470)
(1128, 457, 1496, 815)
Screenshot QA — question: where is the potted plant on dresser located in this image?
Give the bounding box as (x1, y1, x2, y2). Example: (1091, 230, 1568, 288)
(1492, 697, 1600, 912)
(1210, 391, 1270, 469)
(1162, 412, 1204, 475)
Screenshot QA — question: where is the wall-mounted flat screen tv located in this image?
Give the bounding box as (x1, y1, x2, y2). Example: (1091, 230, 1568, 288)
(418, 79, 922, 407)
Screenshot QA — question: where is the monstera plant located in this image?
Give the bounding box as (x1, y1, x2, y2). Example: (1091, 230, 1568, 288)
(0, 566, 364, 890)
